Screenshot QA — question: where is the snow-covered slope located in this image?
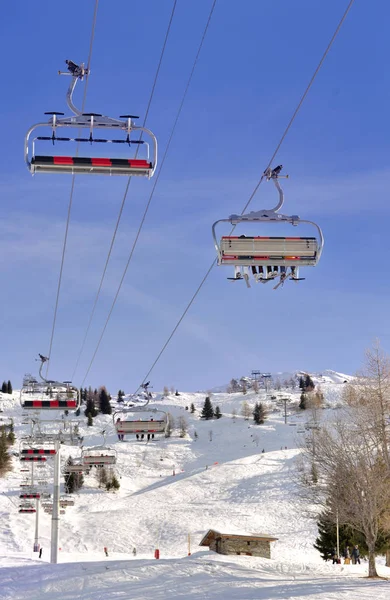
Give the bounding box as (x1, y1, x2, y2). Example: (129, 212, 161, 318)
(0, 383, 389, 599)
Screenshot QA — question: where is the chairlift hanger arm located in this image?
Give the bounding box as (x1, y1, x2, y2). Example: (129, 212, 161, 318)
(58, 60, 89, 117)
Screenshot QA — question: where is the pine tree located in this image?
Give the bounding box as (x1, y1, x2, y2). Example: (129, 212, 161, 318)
(84, 392, 98, 418)
(87, 412, 93, 427)
(214, 406, 222, 419)
(7, 381, 12, 394)
(314, 507, 366, 561)
(253, 402, 266, 424)
(201, 397, 214, 420)
(299, 376, 305, 390)
(99, 387, 112, 415)
(1, 382, 7, 394)
(190, 403, 195, 413)
(7, 419, 15, 445)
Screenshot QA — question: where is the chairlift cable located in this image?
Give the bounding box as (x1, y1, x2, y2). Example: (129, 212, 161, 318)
(80, 0, 218, 387)
(131, 0, 356, 396)
(45, 0, 99, 378)
(71, 0, 178, 383)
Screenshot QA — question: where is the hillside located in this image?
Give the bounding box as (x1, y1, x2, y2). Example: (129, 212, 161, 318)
(1, 381, 390, 599)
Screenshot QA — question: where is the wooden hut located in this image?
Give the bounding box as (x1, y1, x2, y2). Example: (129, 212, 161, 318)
(199, 529, 278, 558)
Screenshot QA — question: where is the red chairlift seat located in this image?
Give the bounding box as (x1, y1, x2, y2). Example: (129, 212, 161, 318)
(21, 399, 77, 410)
(21, 448, 57, 455)
(20, 493, 41, 499)
(30, 156, 153, 177)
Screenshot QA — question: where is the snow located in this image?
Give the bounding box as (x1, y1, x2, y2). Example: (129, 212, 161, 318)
(1, 382, 389, 599)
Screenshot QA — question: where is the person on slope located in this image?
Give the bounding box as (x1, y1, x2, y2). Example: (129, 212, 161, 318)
(351, 545, 360, 564)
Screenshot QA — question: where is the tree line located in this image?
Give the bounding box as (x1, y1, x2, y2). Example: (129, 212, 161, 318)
(1, 381, 12, 394)
(78, 386, 112, 425)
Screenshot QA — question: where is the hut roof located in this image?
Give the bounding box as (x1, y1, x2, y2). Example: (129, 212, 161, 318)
(199, 529, 278, 547)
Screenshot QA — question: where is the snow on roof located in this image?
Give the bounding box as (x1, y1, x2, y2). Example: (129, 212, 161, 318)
(199, 529, 278, 546)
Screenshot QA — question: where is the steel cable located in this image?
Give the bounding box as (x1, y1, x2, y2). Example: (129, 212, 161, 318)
(131, 0, 356, 396)
(80, 0, 218, 386)
(71, 0, 178, 382)
(46, 0, 99, 378)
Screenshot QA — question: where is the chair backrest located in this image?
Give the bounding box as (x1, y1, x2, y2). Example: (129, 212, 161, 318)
(116, 419, 166, 434)
(82, 454, 116, 465)
(220, 236, 318, 266)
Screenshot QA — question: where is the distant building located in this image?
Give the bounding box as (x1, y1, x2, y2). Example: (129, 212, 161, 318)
(199, 529, 278, 558)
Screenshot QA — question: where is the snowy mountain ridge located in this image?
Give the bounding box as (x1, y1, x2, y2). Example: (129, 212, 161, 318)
(209, 369, 353, 393)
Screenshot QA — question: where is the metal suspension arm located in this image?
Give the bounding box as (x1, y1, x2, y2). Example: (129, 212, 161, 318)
(58, 60, 89, 116)
(65, 76, 82, 116)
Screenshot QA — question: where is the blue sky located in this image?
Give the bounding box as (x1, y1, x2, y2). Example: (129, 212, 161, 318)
(1, 0, 389, 394)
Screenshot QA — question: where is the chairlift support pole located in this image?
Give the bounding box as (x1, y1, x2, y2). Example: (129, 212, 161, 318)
(31, 461, 40, 552)
(34, 496, 40, 553)
(282, 398, 289, 425)
(50, 439, 61, 564)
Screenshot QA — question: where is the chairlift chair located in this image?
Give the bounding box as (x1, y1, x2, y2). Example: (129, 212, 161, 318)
(212, 166, 324, 289)
(113, 408, 168, 437)
(20, 354, 80, 410)
(81, 446, 117, 467)
(25, 60, 157, 178)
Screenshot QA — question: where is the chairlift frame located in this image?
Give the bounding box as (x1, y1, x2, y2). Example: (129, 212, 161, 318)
(25, 61, 157, 178)
(212, 166, 324, 287)
(20, 354, 80, 410)
(113, 407, 168, 437)
(81, 446, 118, 466)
